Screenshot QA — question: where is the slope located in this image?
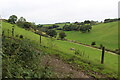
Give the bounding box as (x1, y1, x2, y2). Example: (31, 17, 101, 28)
(65, 22, 118, 50)
(2, 21, 118, 78)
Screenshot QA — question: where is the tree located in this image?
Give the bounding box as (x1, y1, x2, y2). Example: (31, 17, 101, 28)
(23, 22, 32, 28)
(80, 25, 92, 33)
(59, 31, 66, 40)
(18, 17, 26, 22)
(46, 29, 57, 38)
(17, 17, 26, 28)
(84, 20, 91, 24)
(8, 15, 17, 24)
(37, 24, 43, 28)
(17, 21, 32, 28)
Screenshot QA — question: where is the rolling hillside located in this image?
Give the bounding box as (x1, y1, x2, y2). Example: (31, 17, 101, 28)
(65, 22, 118, 50)
(2, 21, 118, 78)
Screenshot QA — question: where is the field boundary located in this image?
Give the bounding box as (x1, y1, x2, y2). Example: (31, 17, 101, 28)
(64, 39, 118, 55)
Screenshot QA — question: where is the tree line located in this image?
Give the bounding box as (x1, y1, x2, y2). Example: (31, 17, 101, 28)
(6, 15, 120, 40)
(7, 15, 66, 40)
(104, 18, 120, 23)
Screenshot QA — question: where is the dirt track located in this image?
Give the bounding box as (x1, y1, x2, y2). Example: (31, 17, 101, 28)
(41, 54, 91, 78)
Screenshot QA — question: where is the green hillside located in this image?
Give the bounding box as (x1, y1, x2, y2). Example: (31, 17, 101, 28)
(43, 23, 71, 28)
(65, 22, 118, 50)
(2, 21, 118, 78)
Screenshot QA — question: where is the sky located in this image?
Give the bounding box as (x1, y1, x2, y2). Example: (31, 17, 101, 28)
(0, 0, 119, 24)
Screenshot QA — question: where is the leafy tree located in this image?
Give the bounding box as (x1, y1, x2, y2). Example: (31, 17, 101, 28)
(104, 18, 120, 23)
(46, 29, 57, 38)
(23, 22, 32, 28)
(17, 21, 32, 29)
(80, 25, 92, 32)
(48, 24, 59, 29)
(74, 21, 79, 24)
(84, 20, 91, 24)
(18, 17, 26, 22)
(37, 24, 43, 28)
(63, 24, 92, 32)
(63, 25, 70, 31)
(8, 15, 17, 24)
(59, 31, 66, 40)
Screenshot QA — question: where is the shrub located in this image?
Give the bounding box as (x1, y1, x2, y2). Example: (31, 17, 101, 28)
(19, 35, 23, 38)
(59, 31, 66, 40)
(46, 29, 57, 38)
(91, 42, 96, 46)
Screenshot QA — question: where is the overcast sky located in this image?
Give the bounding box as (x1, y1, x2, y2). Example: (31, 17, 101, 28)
(0, 0, 119, 24)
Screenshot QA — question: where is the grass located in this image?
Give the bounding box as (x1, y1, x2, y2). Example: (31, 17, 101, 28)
(64, 22, 118, 50)
(2, 37, 55, 78)
(2, 21, 119, 78)
(43, 23, 71, 28)
(53, 40, 118, 72)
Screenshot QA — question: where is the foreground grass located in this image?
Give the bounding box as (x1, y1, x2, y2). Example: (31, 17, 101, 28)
(2, 22, 119, 78)
(2, 37, 56, 78)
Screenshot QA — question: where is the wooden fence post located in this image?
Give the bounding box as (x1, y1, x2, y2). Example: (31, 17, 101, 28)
(12, 28, 14, 37)
(8, 29, 9, 37)
(40, 35, 41, 44)
(101, 47, 105, 64)
(2, 30, 4, 36)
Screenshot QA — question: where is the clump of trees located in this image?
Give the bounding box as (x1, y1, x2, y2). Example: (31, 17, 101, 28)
(104, 18, 120, 23)
(46, 29, 57, 38)
(63, 24, 92, 33)
(59, 31, 66, 40)
(8, 15, 37, 30)
(62, 20, 95, 33)
(17, 17, 36, 29)
(47, 24, 59, 29)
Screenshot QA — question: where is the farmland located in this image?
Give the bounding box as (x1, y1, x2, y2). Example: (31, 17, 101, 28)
(2, 21, 119, 79)
(64, 21, 118, 50)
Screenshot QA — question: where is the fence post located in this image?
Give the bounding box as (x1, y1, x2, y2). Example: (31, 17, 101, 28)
(101, 47, 105, 64)
(2, 30, 5, 40)
(12, 28, 14, 37)
(8, 29, 9, 37)
(40, 35, 41, 44)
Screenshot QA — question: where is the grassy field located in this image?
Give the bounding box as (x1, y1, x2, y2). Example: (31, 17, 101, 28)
(64, 22, 118, 50)
(2, 21, 119, 78)
(43, 23, 71, 28)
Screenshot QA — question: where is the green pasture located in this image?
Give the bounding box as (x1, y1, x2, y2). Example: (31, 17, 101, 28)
(2, 22, 118, 77)
(64, 22, 118, 50)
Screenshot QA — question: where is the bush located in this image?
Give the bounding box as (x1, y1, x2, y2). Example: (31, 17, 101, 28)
(59, 31, 66, 40)
(19, 35, 23, 38)
(46, 29, 57, 38)
(91, 42, 96, 46)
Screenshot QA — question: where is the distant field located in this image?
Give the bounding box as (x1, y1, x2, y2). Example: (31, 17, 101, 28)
(2, 22, 118, 77)
(43, 23, 71, 28)
(64, 22, 118, 50)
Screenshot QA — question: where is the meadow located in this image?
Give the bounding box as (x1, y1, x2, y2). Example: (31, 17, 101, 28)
(64, 22, 118, 50)
(2, 21, 119, 78)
